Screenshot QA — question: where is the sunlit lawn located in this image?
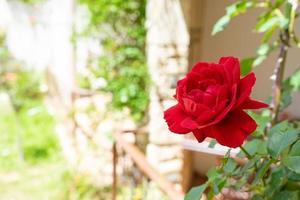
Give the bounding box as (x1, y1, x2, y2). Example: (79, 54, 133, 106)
(0, 160, 67, 200)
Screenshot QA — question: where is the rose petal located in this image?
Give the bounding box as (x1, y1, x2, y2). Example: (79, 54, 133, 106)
(198, 84, 237, 129)
(182, 97, 212, 118)
(182, 97, 200, 116)
(181, 117, 199, 130)
(215, 85, 229, 105)
(198, 79, 217, 90)
(210, 110, 257, 148)
(196, 109, 215, 124)
(192, 129, 206, 143)
(187, 89, 204, 102)
(186, 71, 201, 88)
(233, 73, 256, 110)
(190, 62, 210, 73)
(219, 57, 240, 85)
(240, 98, 269, 109)
(175, 78, 187, 103)
(203, 92, 216, 107)
(213, 99, 228, 115)
(164, 104, 190, 134)
(198, 67, 224, 84)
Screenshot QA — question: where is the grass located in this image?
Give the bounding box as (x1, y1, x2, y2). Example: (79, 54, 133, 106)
(0, 160, 67, 200)
(0, 92, 110, 200)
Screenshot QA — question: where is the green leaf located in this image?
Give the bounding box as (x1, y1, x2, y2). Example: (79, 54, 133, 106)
(207, 190, 214, 200)
(265, 167, 286, 197)
(273, 190, 299, 200)
(211, 177, 226, 194)
(267, 121, 298, 158)
(257, 16, 279, 33)
(234, 177, 247, 190)
(254, 43, 274, 67)
(247, 111, 270, 137)
(212, 15, 230, 35)
(234, 155, 260, 176)
(208, 139, 217, 148)
(281, 69, 300, 110)
(212, 1, 253, 35)
(184, 183, 207, 200)
(289, 140, 300, 156)
(286, 167, 300, 181)
(280, 90, 292, 110)
(207, 168, 221, 181)
(240, 57, 254, 76)
(283, 157, 300, 173)
(240, 139, 267, 157)
(290, 68, 300, 91)
(256, 44, 270, 56)
(223, 158, 237, 173)
(283, 140, 300, 174)
(253, 159, 273, 184)
(226, 1, 252, 17)
(255, 9, 288, 33)
(253, 55, 267, 66)
(275, 0, 285, 8)
(252, 194, 264, 200)
(262, 25, 277, 43)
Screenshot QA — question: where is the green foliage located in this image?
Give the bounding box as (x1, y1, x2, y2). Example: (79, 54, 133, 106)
(280, 68, 300, 110)
(60, 171, 111, 200)
(212, 0, 300, 69)
(267, 121, 298, 158)
(247, 110, 271, 137)
(0, 33, 59, 167)
(239, 139, 267, 157)
(283, 141, 300, 174)
(0, 71, 59, 168)
(79, 0, 149, 122)
(184, 183, 207, 200)
(208, 139, 217, 148)
(273, 190, 299, 200)
(289, 69, 300, 91)
(212, 1, 254, 35)
(240, 57, 255, 76)
(17, 0, 45, 4)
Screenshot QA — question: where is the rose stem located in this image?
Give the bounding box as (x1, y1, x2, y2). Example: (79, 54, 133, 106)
(270, 29, 289, 126)
(240, 146, 252, 159)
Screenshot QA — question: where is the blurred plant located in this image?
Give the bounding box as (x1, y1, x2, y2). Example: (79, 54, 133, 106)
(15, 0, 46, 4)
(0, 33, 59, 167)
(185, 0, 300, 199)
(60, 171, 111, 200)
(78, 0, 149, 122)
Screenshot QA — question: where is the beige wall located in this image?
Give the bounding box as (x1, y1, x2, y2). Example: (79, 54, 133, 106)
(198, 0, 300, 118)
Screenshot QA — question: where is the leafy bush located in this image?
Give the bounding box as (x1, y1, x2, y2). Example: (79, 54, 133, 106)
(79, 0, 149, 122)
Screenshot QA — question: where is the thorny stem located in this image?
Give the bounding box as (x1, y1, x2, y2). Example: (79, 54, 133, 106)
(240, 146, 252, 159)
(240, 146, 259, 171)
(270, 29, 289, 126)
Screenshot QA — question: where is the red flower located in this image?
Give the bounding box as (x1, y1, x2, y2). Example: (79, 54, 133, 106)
(164, 57, 268, 148)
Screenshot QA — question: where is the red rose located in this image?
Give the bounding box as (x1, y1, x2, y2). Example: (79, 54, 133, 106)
(164, 57, 268, 148)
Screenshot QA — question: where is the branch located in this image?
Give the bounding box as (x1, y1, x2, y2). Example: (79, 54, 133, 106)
(270, 30, 289, 125)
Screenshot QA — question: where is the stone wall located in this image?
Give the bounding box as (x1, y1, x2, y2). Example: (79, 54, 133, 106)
(146, 0, 190, 186)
